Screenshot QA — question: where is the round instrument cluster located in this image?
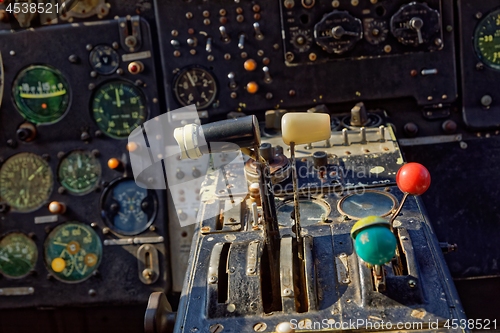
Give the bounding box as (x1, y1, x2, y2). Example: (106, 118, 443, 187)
(173, 66, 217, 110)
(0, 232, 38, 279)
(91, 80, 148, 139)
(58, 150, 101, 196)
(0, 152, 53, 213)
(44, 222, 102, 283)
(474, 8, 500, 70)
(12, 65, 71, 124)
(100, 178, 158, 235)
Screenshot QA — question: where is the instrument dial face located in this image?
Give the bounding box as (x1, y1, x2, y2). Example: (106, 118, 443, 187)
(390, 2, 441, 47)
(314, 10, 363, 54)
(12, 65, 70, 124)
(290, 29, 313, 53)
(0, 233, 38, 279)
(91, 80, 148, 139)
(101, 179, 158, 235)
(89, 45, 120, 75)
(0, 153, 53, 213)
(474, 9, 500, 70)
(173, 67, 217, 110)
(364, 19, 389, 45)
(44, 222, 102, 283)
(277, 198, 330, 227)
(58, 150, 101, 196)
(338, 191, 397, 220)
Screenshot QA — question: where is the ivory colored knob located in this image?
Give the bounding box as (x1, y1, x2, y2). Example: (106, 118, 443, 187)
(281, 112, 331, 145)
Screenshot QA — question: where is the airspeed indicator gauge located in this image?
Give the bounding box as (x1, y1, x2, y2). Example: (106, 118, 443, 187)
(474, 9, 500, 71)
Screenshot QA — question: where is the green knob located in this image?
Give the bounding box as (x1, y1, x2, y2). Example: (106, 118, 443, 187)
(351, 216, 396, 266)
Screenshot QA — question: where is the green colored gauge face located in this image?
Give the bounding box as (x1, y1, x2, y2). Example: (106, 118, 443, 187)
(0, 152, 53, 213)
(91, 80, 148, 139)
(474, 9, 500, 70)
(45, 222, 102, 283)
(58, 150, 101, 195)
(0, 233, 38, 279)
(101, 179, 158, 235)
(13, 65, 70, 124)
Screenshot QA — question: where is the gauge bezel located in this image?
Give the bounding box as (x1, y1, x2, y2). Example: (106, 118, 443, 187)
(90, 79, 149, 140)
(99, 177, 158, 236)
(88, 44, 120, 75)
(44, 222, 103, 284)
(172, 65, 219, 110)
(337, 190, 397, 220)
(473, 7, 500, 71)
(276, 196, 331, 227)
(0, 152, 54, 213)
(12, 64, 72, 125)
(0, 231, 38, 279)
(57, 149, 102, 196)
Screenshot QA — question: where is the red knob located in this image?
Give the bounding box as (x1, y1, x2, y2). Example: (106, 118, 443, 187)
(396, 162, 431, 195)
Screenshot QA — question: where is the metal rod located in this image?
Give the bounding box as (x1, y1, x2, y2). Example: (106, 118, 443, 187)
(290, 142, 302, 250)
(389, 192, 409, 230)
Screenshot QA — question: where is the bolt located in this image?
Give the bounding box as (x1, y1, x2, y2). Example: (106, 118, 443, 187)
(476, 62, 484, 71)
(254, 323, 267, 332)
(342, 278, 350, 284)
(339, 253, 347, 258)
(408, 280, 417, 288)
(102, 227, 110, 235)
(86, 44, 93, 51)
(446, 25, 453, 32)
(208, 276, 217, 283)
(247, 267, 255, 274)
(142, 269, 154, 280)
(460, 141, 468, 149)
(210, 324, 224, 333)
(476, 12, 483, 19)
(68, 54, 79, 63)
(283, 288, 292, 296)
(88, 289, 97, 297)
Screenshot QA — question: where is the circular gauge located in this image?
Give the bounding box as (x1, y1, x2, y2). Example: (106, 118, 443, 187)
(44, 222, 102, 283)
(0, 152, 53, 213)
(290, 29, 313, 53)
(91, 80, 148, 139)
(277, 198, 330, 227)
(390, 2, 441, 47)
(173, 67, 217, 110)
(0, 233, 38, 279)
(89, 45, 120, 75)
(474, 9, 500, 70)
(364, 19, 389, 45)
(338, 190, 397, 220)
(58, 150, 101, 195)
(314, 10, 363, 54)
(12, 65, 70, 124)
(101, 178, 158, 235)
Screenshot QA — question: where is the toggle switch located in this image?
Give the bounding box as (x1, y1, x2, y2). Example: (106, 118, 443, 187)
(253, 22, 264, 40)
(263, 66, 272, 83)
(238, 34, 245, 49)
(228, 72, 237, 89)
(219, 26, 230, 42)
(206, 37, 212, 52)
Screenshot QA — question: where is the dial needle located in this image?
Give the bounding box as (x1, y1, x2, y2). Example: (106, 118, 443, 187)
(0, 255, 10, 262)
(186, 72, 196, 87)
(115, 89, 122, 108)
